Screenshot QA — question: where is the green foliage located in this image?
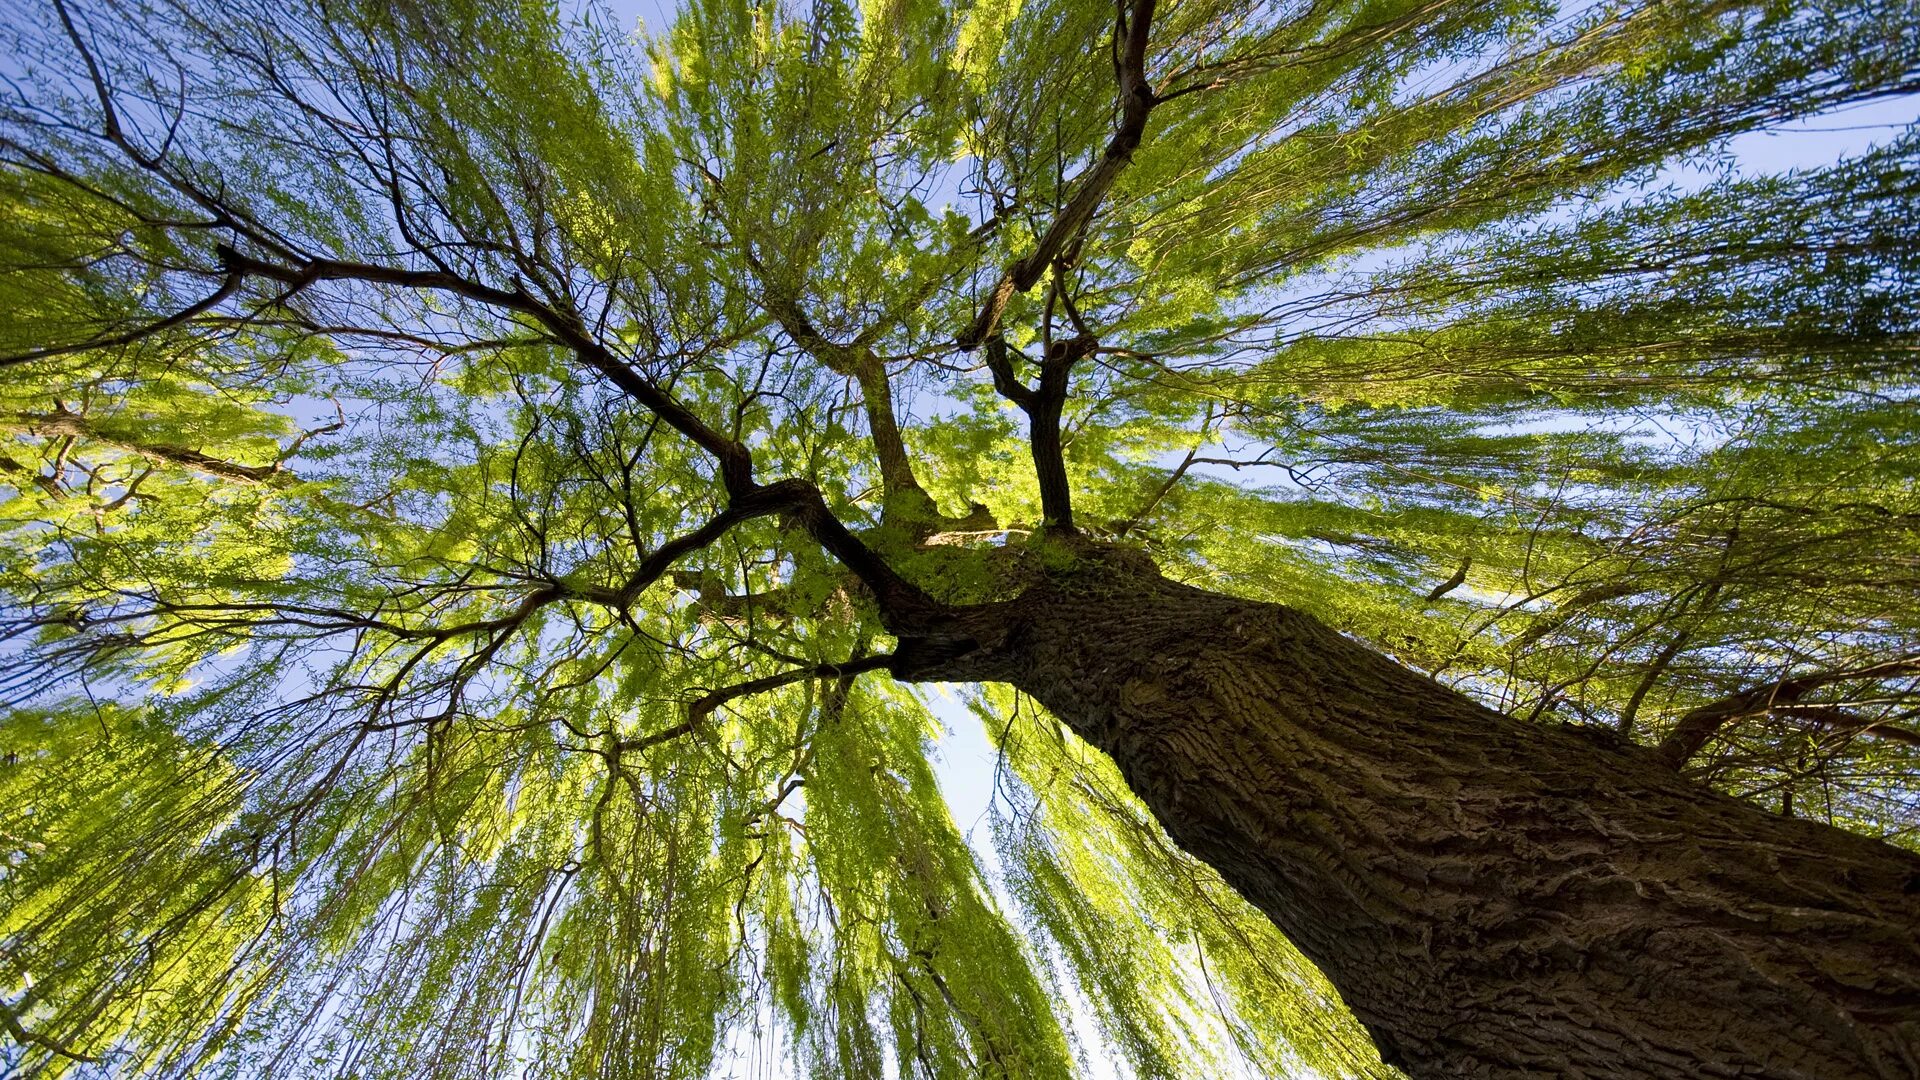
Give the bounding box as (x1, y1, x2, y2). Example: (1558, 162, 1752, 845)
(1, 0, 1915, 1074)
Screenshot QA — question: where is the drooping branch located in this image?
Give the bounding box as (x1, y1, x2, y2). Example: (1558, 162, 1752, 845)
(1112, 406, 1227, 536)
(587, 502, 778, 610)
(1, 997, 98, 1065)
(32, 16, 950, 637)
(47, 0, 306, 264)
(7, 259, 950, 657)
(1153, 0, 1473, 104)
(1616, 606, 1719, 739)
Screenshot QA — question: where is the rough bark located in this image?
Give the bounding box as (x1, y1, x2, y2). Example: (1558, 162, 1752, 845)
(904, 564, 1920, 1079)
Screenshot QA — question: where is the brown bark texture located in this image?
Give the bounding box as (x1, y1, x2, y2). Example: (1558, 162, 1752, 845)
(905, 564, 1920, 1079)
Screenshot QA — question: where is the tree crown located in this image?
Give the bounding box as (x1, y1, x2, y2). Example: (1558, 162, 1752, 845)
(2, 0, 1916, 1074)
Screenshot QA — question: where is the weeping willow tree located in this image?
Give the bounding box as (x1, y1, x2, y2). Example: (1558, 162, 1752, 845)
(2, 0, 1918, 1074)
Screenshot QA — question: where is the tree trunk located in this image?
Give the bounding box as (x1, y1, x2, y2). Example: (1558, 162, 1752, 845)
(906, 566, 1920, 1079)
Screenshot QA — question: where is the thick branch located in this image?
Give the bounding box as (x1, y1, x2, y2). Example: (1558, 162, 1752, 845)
(980, 336, 1036, 407)
(852, 359, 929, 512)
(1424, 557, 1471, 602)
(583, 480, 941, 628)
(955, 0, 1161, 348)
(1657, 655, 1920, 768)
(757, 293, 934, 515)
(667, 570, 793, 622)
(1027, 333, 1098, 532)
(756, 479, 946, 630)
(211, 247, 944, 626)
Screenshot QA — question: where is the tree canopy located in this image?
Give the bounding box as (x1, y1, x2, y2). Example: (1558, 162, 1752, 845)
(1, 0, 1916, 1075)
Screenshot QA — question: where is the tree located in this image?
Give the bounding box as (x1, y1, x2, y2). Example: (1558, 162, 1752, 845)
(2, 0, 1917, 1074)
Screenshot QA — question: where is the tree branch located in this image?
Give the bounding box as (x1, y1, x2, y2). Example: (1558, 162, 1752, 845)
(760, 291, 934, 514)
(213, 244, 759, 495)
(755, 292, 942, 521)
(980, 335, 1036, 407)
(0, 269, 244, 369)
(210, 246, 946, 628)
(668, 570, 794, 623)
(1026, 332, 1098, 532)
(716, 182, 951, 520)
(1, 998, 98, 1065)
(1657, 655, 1920, 768)
(850, 358, 933, 515)
(2, 407, 286, 484)
(955, 0, 1161, 349)
(616, 652, 895, 754)
(1778, 705, 1920, 750)
(1424, 557, 1471, 602)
